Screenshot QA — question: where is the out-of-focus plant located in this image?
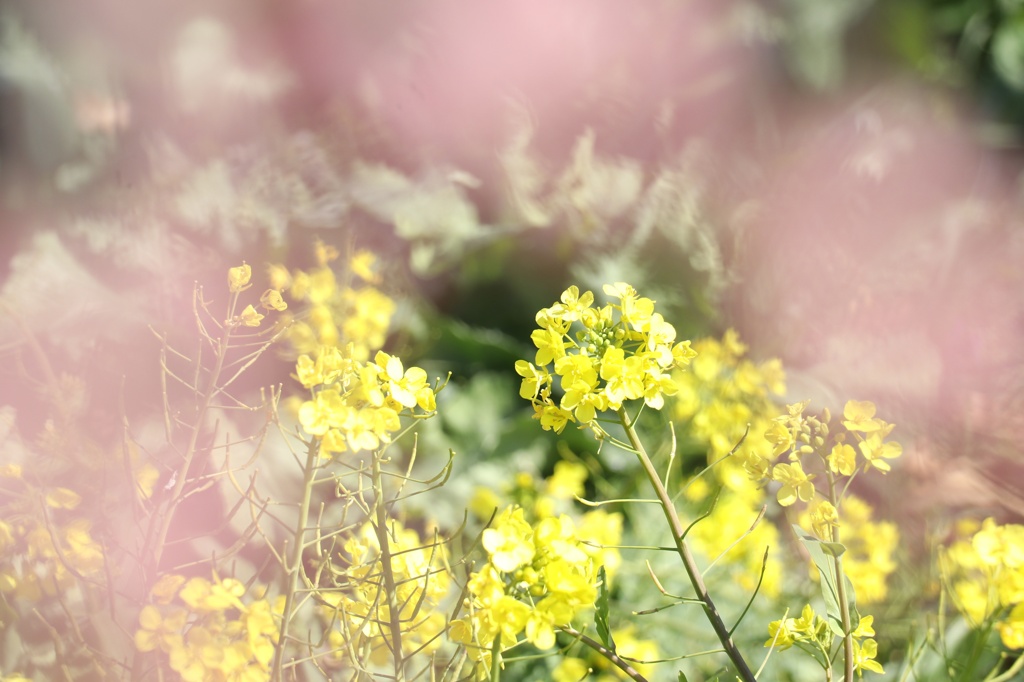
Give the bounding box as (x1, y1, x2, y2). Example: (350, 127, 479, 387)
(672, 330, 787, 599)
(935, 517, 1024, 680)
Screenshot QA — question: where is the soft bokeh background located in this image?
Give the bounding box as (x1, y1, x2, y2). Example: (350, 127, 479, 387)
(2, 1, 1024, 679)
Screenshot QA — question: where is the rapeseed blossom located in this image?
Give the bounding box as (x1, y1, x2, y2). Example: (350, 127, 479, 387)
(453, 504, 603, 675)
(134, 574, 281, 682)
(941, 517, 1024, 649)
(294, 344, 436, 455)
(516, 283, 696, 434)
(280, 247, 395, 361)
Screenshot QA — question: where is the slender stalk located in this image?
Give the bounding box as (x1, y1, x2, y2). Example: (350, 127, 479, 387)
(489, 635, 502, 682)
(616, 407, 756, 682)
(826, 471, 854, 682)
(559, 625, 649, 682)
(149, 290, 236, 574)
(271, 437, 321, 681)
(372, 452, 406, 682)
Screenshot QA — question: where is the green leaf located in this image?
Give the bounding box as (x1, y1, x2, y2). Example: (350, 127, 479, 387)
(595, 566, 615, 652)
(793, 525, 859, 637)
(819, 542, 847, 558)
(677, 672, 689, 682)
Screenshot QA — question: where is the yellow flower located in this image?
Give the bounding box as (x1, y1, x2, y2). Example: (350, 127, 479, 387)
(998, 602, 1024, 649)
(772, 461, 815, 506)
(135, 604, 188, 652)
(259, 289, 287, 311)
(315, 239, 339, 266)
(553, 657, 589, 682)
(374, 351, 432, 410)
(548, 285, 595, 323)
(765, 616, 796, 650)
(227, 263, 252, 292)
(809, 500, 839, 540)
(603, 282, 654, 330)
(44, 487, 81, 509)
(238, 304, 264, 327)
(545, 461, 588, 501)
(764, 420, 794, 458)
(536, 402, 573, 433)
(828, 443, 856, 476)
(852, 638, 884, 674)
(515, 360, 550, 400)
(853, 614, 876, 638)
(857, 434, 902, 473)
(532, 327, 571, 367)
(350, 250, 381, 284)
(482, 507, 535, 572)
(151, 574, 188, 605)
(266, 263, 291, 290)
(842, 400, 883, 432)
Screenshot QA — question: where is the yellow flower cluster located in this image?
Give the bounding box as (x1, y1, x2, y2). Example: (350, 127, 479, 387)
(752, 400, 902, 507)
(276, 245, 395, 362)
(451, 505, 602, 674)
(0, 465, 104, 601)
(755, 400, 901, 606)
(940, 518, 1024, 649)
(766, 606, 883, 674)
(296, 345, 437, 456)
(515, 283, 697, 433)
(134, 574, 281, 682)
(469, 462, 624, 578)
(673, 329, 785, 488)
(318, 521, 450, 669)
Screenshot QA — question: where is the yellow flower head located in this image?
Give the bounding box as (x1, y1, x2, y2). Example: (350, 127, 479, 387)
(259, 289, 288, 312)
(227, 263, 252, 292)
(238, 304, 264, 328)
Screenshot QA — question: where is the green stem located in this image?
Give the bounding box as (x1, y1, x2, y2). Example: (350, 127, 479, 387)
(489, 635, 502, 682)
(986, 649, 1024, 682)
(559, 625, 649, 682)
(826, 471, 854, 682)
(616, 407, 756, 682)
(271, 437, 320, 681)
(372, 452, 406, 682)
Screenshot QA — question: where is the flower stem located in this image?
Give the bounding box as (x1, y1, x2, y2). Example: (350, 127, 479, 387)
(826, 471, 854, 682)
(489, 634, 502, 682)
(560, 625, 650, 682)
(271, 437, 320, 681)
(148, 289, 235, 574)
(616, 407, 756, 682)
(372, 451, 406, 682)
